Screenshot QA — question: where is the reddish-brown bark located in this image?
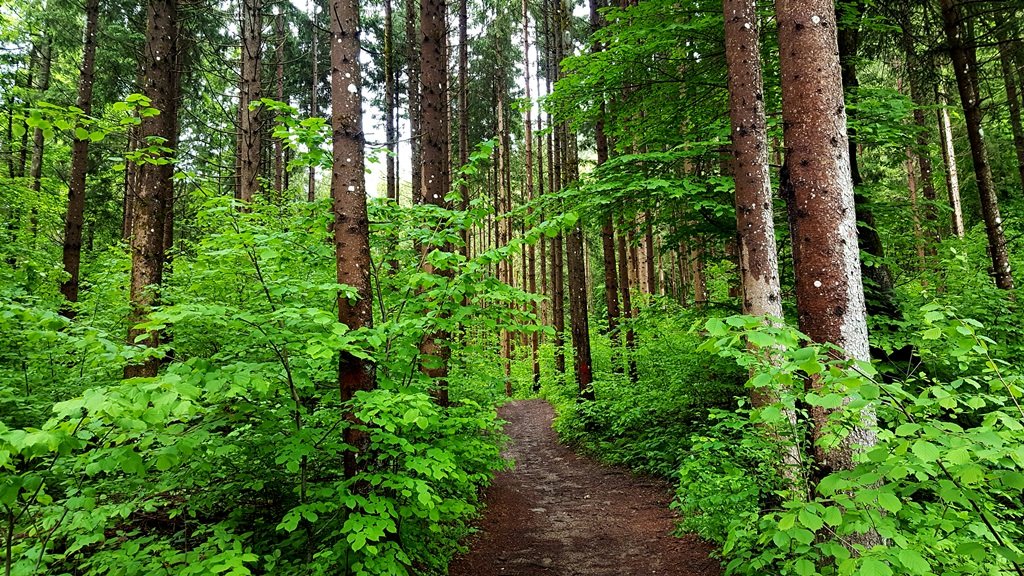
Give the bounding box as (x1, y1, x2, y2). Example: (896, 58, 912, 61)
(60, 0, 100, 314)
(776, 0, 876, 483)
(330, 0, 376, 479)
(125, 0, 179, 379)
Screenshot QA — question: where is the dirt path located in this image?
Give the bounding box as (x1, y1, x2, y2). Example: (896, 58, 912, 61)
(448, 399, 721, 576)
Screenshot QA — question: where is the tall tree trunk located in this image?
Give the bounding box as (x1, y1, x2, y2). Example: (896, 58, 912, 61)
(60, 0, 101, 314)
(591, 0, 619, 360)
(458, 0, 468, 226)
(419, 0, 451, 405)
(998, 32, 1024, 193)
(776, 0, 879, 526)
(937, 88, 964, 237)
(237, 0, 262, 203)
(125, 0, 179, 379)
(643, 215, 655, 294)
(385, 0, 397, 204)
(29, 38, 51, 200)
(907, 149, 926, 267)
(616, 219, 638, 382)
(308, 4, 319, 202)
(274, 7, 285, 198)
(330, 0, 376, 478)
(725, 0, 800, 478)
(940, 0, 1014, 289)
(565, 135, 593, 398)
(407, 0, 422, 204)
(523, 0, 540, 390)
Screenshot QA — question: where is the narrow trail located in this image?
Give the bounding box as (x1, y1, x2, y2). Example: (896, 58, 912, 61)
(448, 399, 721, 576)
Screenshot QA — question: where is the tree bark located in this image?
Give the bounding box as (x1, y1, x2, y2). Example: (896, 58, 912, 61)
(937, 89, 964, 237)
(274, 8, 285, 198)
(29, 38, 51, 198)
(940, 0, 1014, 289)
(419, 0, 451, 405)
(308, 4, 319, 202)
(385, 0, 397, 204)
(776, 0, 878, 504)
(523, 0, 541, 390)
(237, 0, 262, 203)
(60, 0, 101, 314)
(125, 0, 179, 379)
(616, 219, 638, 382)
(330, 0, 376, 478)
(407, 0, 422, 204)
(998, 33, 1024, 193)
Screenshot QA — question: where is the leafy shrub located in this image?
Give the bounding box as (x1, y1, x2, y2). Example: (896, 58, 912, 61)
(687, 312, 1024, 576)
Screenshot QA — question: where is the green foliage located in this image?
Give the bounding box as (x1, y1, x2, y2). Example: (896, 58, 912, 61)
(1, 197, 516, 575)
(541, 303, 745, 478)
(682, 313, 1024, 576)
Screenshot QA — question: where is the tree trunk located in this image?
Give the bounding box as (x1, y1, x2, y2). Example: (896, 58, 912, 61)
(60, 0, 101, 314)
(616, 219, 638, 382)
(330, 0, 376, 478)
(308, 4, 319, 202)
(419, 0, 451, 405)
(274, 8, 285, 198)
(385, 0, 397, 204)
(237, 0, 262, 203)
(937, 89, 964, 237)
(523, 0, 540, 390)
(125, 0, 179, 379)
(940, 0, 1014, 289)
(776, 0, 878, 514)
(406, 0, 422, 204)
(29, 38, 51, 200)
(643, 215, 655, 294)
(998, 33, 1024, 193)
(565, 139, 593, 398)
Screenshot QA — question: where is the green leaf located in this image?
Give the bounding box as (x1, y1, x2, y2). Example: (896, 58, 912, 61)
(74, 127, 90, 140)
(857, 558, 893, 576)
(911, 440, 940, 463)
(897, 549, 930, 575)
(798, 507, 823, 531)
(877, 492, 902, 513)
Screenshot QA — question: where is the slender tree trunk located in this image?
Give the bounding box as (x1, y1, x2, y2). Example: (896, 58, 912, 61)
(407, 0, 422, 204)
(998, 34, 1024, 193)
(616, 219, 638, 382)
(907, 149, 926, 267)
(125, 0, 179, 379)
(308, 4, 319, 202)
(28, 39, 51, 200)
(458, 0, 468, 227)
(937, 89, 964, 237)
(940, 0, 1014, 289)
(522, 0, 540, 390)
(419, 0, 451, 405)
(237, 0, 262, 203)
(274, 8, 285, 198)
(60, 0, 101, 314)
(643, 215, 655, 294)
(385, 0, 397, 203)
(776, 0, 878, 522)
(691, 240, 706, 307)
(565, 142, 593, 398)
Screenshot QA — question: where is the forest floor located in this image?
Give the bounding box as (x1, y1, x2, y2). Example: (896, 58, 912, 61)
(448, 399, 721, 576)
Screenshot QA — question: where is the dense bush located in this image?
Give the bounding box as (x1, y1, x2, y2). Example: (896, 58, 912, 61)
(1, 198, 515, 575)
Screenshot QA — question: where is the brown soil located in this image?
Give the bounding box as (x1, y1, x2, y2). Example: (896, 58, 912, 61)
(448, 399, 722, 576)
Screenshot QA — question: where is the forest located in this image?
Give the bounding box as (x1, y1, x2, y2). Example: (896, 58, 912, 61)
(1, 0, 1023, 572)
